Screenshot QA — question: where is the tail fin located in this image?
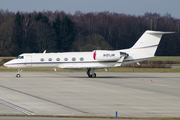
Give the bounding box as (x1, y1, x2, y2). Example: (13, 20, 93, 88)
(130, 30, 174, 57)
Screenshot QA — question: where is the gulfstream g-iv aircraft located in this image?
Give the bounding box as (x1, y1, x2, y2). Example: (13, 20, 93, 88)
(4, 30, 174, 78)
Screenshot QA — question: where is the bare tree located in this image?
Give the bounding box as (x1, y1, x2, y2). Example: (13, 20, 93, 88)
(33, 21, 57, 52)
(0, 10, 15, 56)
(0, 21, 13, 56)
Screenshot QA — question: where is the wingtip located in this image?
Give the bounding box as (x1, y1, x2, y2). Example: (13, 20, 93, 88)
(145, 30, 175, 34)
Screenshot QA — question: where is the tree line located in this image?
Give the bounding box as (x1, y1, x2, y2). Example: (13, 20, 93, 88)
(0, 9, 179, 56)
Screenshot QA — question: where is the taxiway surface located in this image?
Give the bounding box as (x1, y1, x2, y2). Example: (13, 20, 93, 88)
(0, 72, 180, 117)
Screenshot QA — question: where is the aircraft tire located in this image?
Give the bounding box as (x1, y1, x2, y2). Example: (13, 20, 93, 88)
(16, 74, 21, 78)
(88, 74, 92, 78)
(87, 68, 90, 75)
(91, 73, 96, 78)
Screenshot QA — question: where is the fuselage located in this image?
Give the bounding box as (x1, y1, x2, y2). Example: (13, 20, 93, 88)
(3, 50, 150, 70)
(3, 51, 119, 69)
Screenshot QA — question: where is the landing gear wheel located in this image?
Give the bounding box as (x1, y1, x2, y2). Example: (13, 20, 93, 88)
(86, 68, 96, 78)
(87, 69, 90, 75)
(16, 69, 23, 78)
(91, 73, 96, 78)
(16, 74, 21, 78)
(87, 68, 91, 77)
(88, 74, 92, 78)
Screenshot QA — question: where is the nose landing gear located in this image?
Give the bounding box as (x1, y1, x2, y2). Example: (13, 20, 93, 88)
(16, 69, 23, 78)
(87, 68, 96, 78)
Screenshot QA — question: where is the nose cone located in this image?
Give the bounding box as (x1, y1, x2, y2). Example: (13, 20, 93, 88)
(3, 59, 25, 69)
(3, 60, 13, 68)
(3, 62, 9, 67)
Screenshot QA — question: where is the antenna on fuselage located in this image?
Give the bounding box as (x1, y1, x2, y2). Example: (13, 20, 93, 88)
(43, 50, 46, 53)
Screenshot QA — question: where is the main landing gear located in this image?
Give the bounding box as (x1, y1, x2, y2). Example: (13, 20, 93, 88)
(87, 68, 96, 78)
(16, 69, 23, 78)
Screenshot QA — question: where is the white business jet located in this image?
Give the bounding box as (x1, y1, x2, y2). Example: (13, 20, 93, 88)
(4, 30, 173, 78)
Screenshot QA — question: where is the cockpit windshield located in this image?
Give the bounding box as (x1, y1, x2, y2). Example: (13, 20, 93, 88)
(15, 56, 24, 59)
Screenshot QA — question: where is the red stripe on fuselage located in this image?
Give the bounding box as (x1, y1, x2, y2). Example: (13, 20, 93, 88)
(93, 51, 96, 60)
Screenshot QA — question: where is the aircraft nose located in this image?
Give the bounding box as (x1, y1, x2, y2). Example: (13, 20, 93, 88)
(3, 62, 8, 67)
(3, 62, 11, 68)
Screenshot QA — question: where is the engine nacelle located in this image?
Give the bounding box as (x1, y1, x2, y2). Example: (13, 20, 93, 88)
(93, 50, 121, 61)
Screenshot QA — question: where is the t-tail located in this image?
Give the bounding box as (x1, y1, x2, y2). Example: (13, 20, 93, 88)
(124, 30, 174, 61)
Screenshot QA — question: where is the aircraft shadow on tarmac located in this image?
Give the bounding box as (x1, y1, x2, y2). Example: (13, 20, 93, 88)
(18, 73, 180, 79)
(69, 76, 159, 79)
(21, 75, 171, 79)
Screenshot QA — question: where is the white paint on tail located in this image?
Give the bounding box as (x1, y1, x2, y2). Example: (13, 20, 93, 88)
(130, 30, 174, 56)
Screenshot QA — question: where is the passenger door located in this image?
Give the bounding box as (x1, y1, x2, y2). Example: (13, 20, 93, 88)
(26, 55, 32, 67)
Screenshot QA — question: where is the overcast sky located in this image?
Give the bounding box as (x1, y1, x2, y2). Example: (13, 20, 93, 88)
(0, 0, 180, 18)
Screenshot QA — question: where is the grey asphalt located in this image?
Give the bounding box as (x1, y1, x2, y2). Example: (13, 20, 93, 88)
(0, 72, 180, 117)
(0, 117, 140, 120)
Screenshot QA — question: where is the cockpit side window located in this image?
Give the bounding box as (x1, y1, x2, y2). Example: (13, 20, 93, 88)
(20, 56, 24, 59)
(15, 56, 24, 59)
(15, 56, 20, 59)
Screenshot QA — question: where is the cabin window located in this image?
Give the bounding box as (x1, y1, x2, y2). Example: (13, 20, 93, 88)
(48, 58, 52, 61)
(64, 58, 68, 61)
(40, 58, 44, 62)
(56, 58, 60, 61)
(80, 57, 84, 61)
(72, 57, 76, 61)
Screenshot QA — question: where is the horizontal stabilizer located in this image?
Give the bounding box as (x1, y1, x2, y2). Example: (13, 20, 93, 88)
(145, 31, 175, 35)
